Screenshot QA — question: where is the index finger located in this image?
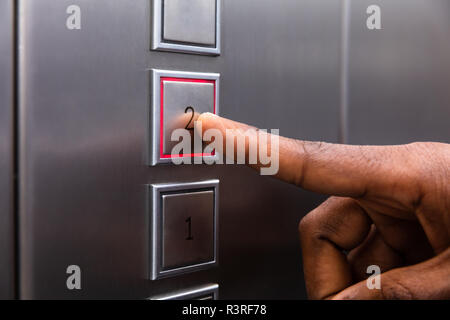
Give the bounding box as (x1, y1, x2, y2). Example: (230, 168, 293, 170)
(196, 113, 419, 199)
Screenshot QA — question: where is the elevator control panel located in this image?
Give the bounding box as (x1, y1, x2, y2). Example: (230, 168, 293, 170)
(149, 180, 219, 280)
(152, 0, 221, 55)
(149, 69, 220, 166)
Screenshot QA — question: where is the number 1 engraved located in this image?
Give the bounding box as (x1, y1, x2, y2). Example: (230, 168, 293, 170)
(185, 216, 193, 240)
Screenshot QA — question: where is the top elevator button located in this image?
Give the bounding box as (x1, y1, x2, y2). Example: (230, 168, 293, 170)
(164, 0, 216, 46)
(152, 0, 221, 55)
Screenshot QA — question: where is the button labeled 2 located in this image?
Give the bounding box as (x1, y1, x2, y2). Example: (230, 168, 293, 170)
(149, 69, 220, 166)
(149, 180, 219, 280)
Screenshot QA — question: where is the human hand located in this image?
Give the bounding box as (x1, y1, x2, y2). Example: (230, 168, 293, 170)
(196, 113, 450, 300)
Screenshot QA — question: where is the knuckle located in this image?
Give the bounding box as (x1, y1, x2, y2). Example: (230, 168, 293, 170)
(404, 142, 443, 173)
(298, 212, 315, 235)
(403, 142, 449, 209)
(298, 197, 347, 238)
(381, 275, 415, 300)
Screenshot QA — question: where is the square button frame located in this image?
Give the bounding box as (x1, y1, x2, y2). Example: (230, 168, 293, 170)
(150, 283, 219, 300)
(149, 69, 220, 166)
(149, 180, 219, 280)
(151, 0, 221, 55)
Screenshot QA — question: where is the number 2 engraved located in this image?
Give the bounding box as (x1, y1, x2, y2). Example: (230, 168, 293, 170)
(185, 216, 193, 240)
(184, 106, 195, 131)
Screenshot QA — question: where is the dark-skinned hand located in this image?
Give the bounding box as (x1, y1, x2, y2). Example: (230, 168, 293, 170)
(196, 113, 450, 300)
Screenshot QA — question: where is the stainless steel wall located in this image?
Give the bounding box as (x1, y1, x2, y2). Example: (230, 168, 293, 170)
(17, 0, 341, 299)
(15, 0, 450, 300)
(347, 0, 450, 144)
(0, 0, 15, 300)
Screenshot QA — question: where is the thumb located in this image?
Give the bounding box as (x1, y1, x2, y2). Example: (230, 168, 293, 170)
(332, 247, 450, 300)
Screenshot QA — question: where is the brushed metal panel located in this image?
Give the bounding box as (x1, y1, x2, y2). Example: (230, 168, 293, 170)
(0, 0, 15, 300)
(18, 0, 151, 299)
(347, 0, 450, 144)
(19, 0, 341, 299)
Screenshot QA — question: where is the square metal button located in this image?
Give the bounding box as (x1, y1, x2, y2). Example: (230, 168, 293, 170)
(164, 0, 216, 46)
(162, 80, 214, 156)
(152, 0, 221, 55)
(149, 69, 220, 166)
(150, 283, 219, 300)
(149, 180, 219, 280)
(162, 190, 214, 270)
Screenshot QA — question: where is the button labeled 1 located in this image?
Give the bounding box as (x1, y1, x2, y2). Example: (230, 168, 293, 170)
(149, 69, 220, 166)
(149, 180, 219, 280)
(162, 190, 214, 270)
